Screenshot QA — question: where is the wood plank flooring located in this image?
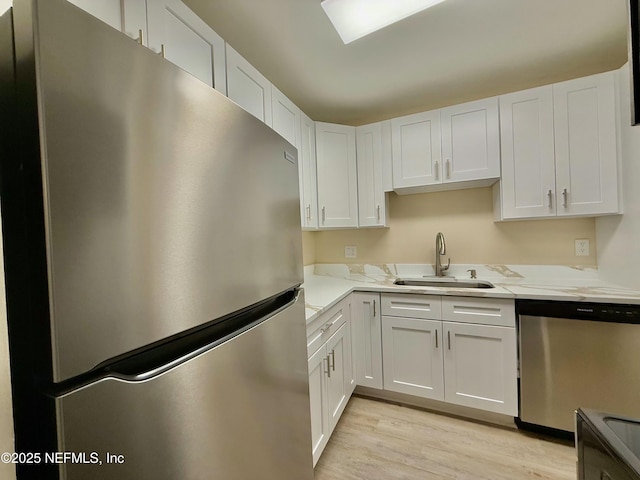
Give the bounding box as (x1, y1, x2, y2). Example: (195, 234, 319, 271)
(314, 396, 576, 480)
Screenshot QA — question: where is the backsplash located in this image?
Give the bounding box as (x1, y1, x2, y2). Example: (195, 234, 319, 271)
(309, 187, 597, 266)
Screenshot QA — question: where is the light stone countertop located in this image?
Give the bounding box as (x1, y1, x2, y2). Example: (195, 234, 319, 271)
(302, 263, 640, 323)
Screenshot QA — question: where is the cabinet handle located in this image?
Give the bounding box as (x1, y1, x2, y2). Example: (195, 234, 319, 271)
(601, 471, 612, 480)
(136, 29, 144, 45)
(562, 188, 568, 208)
(434, 161, 440, 181)
(446, 159, 451, 179)
(322, 206, 326, 224)
(447, 331, 451, 350)
(435, 330, 438, 349)
(372, 299, 376, 317)
(547, 189, 553, 208)
(325, 356, 331, 378)
(160, 44, 166, 59)
(376, 205, 380, 221)
(306, 204, 311, 222)
(329, 350, 335, 372)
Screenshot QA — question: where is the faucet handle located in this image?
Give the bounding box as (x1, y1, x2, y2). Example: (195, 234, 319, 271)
(466, 269, 477, 279)
(442, 258, 450, 271)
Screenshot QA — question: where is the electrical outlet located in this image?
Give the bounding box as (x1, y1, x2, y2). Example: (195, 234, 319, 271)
(344, 246, 357, 259)
(575, 239, 590, 257)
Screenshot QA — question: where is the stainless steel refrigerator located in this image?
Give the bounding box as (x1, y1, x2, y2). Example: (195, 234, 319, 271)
(0, 0, 314, 478)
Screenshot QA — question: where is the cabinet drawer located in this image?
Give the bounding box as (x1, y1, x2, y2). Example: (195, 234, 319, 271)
(307, 299, 349, 358)
(381, 294, 441, 319)
(441, 297, 515, 327)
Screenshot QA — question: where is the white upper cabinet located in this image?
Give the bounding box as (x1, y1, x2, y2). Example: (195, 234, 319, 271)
(440, 97, 500, 183)
(391, 110, 441, 189)
(271, 86, 300, 147)
(392, 98, 500, 194)
(495, 70, 620, 221)
(356, 122, 388, 228)
(66, 0, 124, 31)
(146, 0, 226, 94)
(226, 44, 272, 126)
(498, 86, 556, 219)
(553, 71, 619, 216)
(299, 113, 319, 230)
(315, 123, 358, 228)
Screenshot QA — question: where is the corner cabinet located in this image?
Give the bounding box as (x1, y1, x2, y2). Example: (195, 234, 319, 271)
(306, 297, 354, 467)
(356, 122, 389, 228)
(380, 293, 517, 416)
(495, 70, 620, 220)
(315, 123, 358, 228)
(391, 98, 500, 194)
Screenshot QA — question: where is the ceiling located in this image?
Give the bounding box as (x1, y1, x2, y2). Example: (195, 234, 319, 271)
(183, 0, 628, 126)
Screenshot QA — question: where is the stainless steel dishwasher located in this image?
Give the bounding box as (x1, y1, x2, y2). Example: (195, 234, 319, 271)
(518, 300, 640, 433)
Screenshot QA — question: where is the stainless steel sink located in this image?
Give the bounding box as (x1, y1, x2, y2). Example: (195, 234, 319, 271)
(393, 278, 495, 289)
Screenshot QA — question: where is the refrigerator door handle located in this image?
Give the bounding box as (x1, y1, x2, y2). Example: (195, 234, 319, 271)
(53, 289, 302, 396)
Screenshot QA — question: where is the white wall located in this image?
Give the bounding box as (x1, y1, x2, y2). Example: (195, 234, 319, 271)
(596, 64, 640, 289)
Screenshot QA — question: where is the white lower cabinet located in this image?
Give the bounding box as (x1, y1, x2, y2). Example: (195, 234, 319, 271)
(442, 321, 517, 415)
(308, 345, 330, 466)
(378, 293, 518, 416)
(351, 292, 383, 389)
(307, 297, 353, 467)
(382, 316, 443, 400)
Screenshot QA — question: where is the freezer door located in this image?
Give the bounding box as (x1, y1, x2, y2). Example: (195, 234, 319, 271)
(56, 291, 313, 480)
(15, 0, 303, 382)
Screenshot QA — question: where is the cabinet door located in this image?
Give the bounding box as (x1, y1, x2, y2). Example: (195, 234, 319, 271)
(382, 316, 444, 401)
(553, 71, 619, 216)
(441, 98, 500, 183)
(226, 44, 272, 125)
(271, 86, 300, 147)
(391, 110, 442, 189)
(498, 86, 556, 219)
(146, 0, 226, 93)
(66, 0, 123, 31)
(356, 122, 387, 227)
(351, 292, 383, 389)
(299, 112, 319, 230)
(315, 123, 358, 228)
(308, 346, 329, 467)
(443, 322, 517, 415)
(326, 322, 349, 432)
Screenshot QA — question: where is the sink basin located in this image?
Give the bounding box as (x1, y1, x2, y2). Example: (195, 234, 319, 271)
(393, 278, 495, 289)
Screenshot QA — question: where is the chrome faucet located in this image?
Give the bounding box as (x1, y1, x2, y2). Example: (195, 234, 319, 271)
(435, 232, 450, 277)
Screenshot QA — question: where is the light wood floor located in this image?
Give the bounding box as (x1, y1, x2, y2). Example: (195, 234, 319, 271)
(314, 396, 576, 480)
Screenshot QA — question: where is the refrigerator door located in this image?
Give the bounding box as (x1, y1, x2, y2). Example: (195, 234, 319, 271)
(56, 290, 313, 480)
(15, 0, 302, 382)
